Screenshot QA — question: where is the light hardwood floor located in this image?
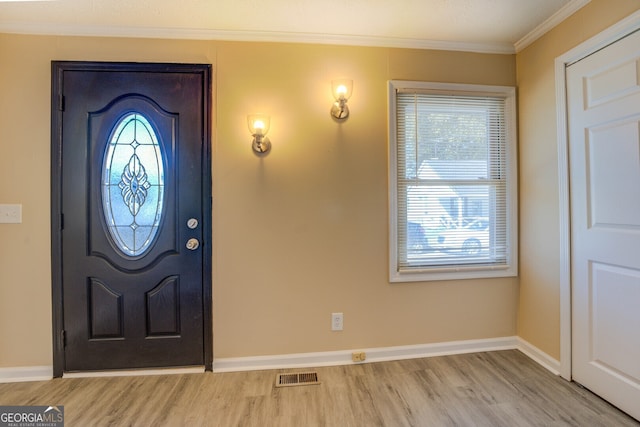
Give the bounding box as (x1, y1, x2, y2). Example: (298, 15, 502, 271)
(0, 350, 638, 426)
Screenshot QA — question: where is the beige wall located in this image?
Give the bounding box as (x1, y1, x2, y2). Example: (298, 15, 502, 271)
(3, 0, 635, 371)
(0, 34, 518, 367)
(516, 0, 640, 359)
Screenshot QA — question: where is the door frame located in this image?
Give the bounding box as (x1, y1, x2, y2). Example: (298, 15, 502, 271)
(555, 10, 640, 381)
(50, 61, 213, 377)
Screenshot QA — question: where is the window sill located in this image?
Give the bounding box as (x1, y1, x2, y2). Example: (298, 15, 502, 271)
(390, 263, 517, 282)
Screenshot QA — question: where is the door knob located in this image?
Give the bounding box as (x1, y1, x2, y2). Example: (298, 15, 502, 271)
(186, 238, 200, 251)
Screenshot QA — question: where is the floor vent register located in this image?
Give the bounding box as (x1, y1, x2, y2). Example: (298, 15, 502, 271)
(275, 372, 320, 387)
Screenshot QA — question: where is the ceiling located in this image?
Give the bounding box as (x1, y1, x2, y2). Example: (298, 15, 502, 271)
(0, 0, 590, 53)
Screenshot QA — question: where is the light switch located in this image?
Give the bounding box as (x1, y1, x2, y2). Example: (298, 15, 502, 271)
(0, 204, 22, 223)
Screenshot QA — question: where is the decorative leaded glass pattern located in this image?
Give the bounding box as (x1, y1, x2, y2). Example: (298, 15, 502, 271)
(102, 112, 164, 257)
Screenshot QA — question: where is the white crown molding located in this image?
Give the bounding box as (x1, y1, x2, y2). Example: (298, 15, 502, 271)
(0, 0, 594, 54)
(0, 22, 515, 54)
(514, 0, 592, 53)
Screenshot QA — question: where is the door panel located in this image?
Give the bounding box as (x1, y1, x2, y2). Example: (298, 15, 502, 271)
(589, 263, 640, 382)
(568, 30, 640, 421)
(586, 119, 640, 228)
(51, 62, 212, 374)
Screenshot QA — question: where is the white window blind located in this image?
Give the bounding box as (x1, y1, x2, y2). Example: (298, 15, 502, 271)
(388, 81, 517, 282)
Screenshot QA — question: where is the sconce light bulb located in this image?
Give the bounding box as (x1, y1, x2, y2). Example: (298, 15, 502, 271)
(247, 114, 271, 154)
(331, 79, 352, 119)
(253, 120, 265, 134)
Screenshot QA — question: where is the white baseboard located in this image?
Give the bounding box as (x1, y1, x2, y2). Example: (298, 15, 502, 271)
(212, 336, 520, 373)
(0, 336, 562, 382)
(0, 366, 52, 383)
(516, 337, 562, 376)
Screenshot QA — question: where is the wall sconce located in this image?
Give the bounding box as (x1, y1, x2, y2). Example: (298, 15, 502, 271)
(247, 114, 271, 153)
(330, 79, 353, 120)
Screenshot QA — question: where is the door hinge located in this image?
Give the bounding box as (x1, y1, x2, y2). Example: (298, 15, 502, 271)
(60, 330, 66, 348)
(58, 94, 65, 111)
(60, 213, 64, 230)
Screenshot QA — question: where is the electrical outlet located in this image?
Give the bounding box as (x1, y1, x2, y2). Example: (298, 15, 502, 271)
(331, 312, 343, 331)
(352, 351, 366, 362)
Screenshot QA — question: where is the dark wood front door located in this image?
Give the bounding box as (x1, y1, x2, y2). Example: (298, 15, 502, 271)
(51, 62, 212, 375)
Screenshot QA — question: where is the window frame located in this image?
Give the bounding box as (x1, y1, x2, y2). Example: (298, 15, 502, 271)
(388, 80, 518, 282)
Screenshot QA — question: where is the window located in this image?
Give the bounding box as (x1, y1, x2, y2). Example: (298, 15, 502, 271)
(388, 81, 517, 282)
(102, 112, 165, 257)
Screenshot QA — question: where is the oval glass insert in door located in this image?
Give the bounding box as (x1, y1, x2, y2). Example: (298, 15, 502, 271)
(102, 112, 165, 257)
